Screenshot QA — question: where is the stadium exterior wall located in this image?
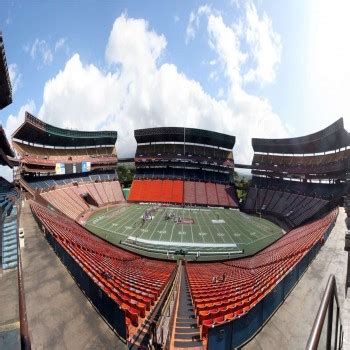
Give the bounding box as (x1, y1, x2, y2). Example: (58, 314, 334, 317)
(31, 213, 128, 342)
(206, 213, 337, 350)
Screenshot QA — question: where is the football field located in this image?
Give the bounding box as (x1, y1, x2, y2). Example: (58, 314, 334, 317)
(84, 204, 283, 260)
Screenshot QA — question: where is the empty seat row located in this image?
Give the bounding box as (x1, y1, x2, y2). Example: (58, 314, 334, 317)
(41, 180, 124, 220)
(129, 179, 239, 208)
(30, 201, 176, 333)
(244, 187, 329, 228)
(128, 179, 184, 204)
(186, 209, 338, 339)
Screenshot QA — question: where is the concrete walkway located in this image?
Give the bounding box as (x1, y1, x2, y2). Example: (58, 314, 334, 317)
(20, 201, 126, 350)
(244, 207, 350, 350)
(0, 268, 20, 350)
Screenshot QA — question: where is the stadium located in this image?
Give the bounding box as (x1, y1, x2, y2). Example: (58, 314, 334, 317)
(0, 21, 349, 350)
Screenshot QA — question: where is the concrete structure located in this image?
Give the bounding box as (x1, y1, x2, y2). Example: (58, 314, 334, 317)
(0, 269, 20, 350)
(20, 201, 126, 349)
(244, 207, 350, 350)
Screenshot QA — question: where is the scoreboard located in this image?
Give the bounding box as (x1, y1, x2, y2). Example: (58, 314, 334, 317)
(55, 161, 91, 175)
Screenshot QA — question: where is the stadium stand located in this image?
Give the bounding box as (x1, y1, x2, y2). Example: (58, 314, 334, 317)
(23, 170, 118, 190)
(27, 175, 124, 222)
(252, 118, 350, 154)
(0, 127, 15, 168)
(2, 49, 347, 348)
(246, 119, 349, 229)
(0, 177, 18, 269)
(30, 201, 176, 337)
(129, 179, 239, 207)
(129, 127, 239, 207)
(186, 209, 338, 342)
(0, 32, 12, 110)
(0, 32, 18, 271)
(12, 113, 125, 222)
(252, 150, 350, 175)
(12, 112, 118, 175)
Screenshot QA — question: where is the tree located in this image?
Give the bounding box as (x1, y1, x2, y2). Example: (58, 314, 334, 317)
(117, 164, 135, 187)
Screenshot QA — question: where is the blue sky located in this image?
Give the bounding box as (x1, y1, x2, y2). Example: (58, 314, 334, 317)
(1, 0, 349, 177)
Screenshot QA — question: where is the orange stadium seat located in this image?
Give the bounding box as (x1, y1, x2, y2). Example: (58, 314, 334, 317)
(129, 179, 239, 207)
(186, 208, 338, 339)
(128, 180, 142, 201)
(206, 183, 219, 206)
(195, 182, 207, 205)
(184, 181, 196, 205)
(30, 201, 177, 331)
(172, 180, 184, 203)
(162, 180, 173, 202)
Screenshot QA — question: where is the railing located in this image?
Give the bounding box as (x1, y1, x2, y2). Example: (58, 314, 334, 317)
(306, 274, 344, 350)
(154, 262, 181, 349)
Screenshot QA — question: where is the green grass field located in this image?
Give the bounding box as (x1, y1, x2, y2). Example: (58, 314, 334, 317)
(84, 204, 283, 261)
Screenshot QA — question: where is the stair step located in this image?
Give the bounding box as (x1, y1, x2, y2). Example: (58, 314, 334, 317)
(176, 322, 198, 329)
(174, 340, 203, 348)
(173, 265, 203, 349)
(176, 316, 196, 323)
(175, 333, 201, 341)
(175, 327, 200, 335)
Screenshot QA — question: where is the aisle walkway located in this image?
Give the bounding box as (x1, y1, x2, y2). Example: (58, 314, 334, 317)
(173, 265, 203, 349)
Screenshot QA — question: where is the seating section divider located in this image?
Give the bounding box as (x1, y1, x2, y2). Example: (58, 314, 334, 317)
(128, 179, 239, 208)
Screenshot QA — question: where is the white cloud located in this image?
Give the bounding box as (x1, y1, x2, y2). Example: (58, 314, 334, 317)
(186, 11, 197, 43)
(0, 100, 35, 181)
(206, 12, 247, 86)
(10, 10, 286, 165)
(54, 37, 69, 54)
(106, 14, 166, 71)
(24, 37, 69, 68)
(185, 5, 212, 43)
(189, 8, 288, 162)
(8, 63, 22, 94)
(27, 11, 286, 162)
(243, 2, 282, 84)
(0, 165, 13, 182)
(38, 54, 119, 132)
(186, 2, 281, 86)
(305, 0, 350, 131)
(27, 38, 53, 66)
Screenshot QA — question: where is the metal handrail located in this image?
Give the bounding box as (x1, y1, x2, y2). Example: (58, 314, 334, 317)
(155, 263, 181, 349)
(306, 274, 343, 350)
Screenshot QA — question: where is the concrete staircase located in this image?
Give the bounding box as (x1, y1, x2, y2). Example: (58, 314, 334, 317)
(1, 206, 18, 269)
(173, 265, 203, 349)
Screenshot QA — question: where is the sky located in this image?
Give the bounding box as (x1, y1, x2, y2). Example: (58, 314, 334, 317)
(1, 0, 350, 180)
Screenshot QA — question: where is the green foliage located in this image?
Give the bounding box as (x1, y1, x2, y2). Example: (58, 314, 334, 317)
(233, 172, 252, 202)
(117, 164, 135, 187)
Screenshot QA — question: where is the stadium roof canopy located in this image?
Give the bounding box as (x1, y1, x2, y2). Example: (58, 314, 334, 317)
(252, 118, 350, 154)
(12, 112, 118, 147)
(0, 126, 15, 167)
(134, 127, 236, 149)
(0, 32, 12, 110)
